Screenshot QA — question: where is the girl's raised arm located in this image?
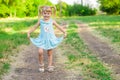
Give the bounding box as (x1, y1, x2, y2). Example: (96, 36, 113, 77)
(53, 20, 67, 38)
(27, 21, 40, 39)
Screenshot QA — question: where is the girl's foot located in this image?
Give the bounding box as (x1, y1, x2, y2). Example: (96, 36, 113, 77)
(47, 66, 55, 72)
(39, 64, 44, 72)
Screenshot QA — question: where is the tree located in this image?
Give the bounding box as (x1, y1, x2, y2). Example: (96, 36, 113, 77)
(98, 0, 120, 14)
(56, 1, 68, 17)
(0, 0, 52, 17)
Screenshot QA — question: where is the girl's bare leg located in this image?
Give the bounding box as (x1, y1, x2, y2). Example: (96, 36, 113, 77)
(38, 48, 44, 65)
(47, 49, 53, 66)
(38, 48, 44, 72)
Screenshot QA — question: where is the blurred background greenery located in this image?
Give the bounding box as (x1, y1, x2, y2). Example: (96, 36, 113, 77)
(0, 0, 119, 18)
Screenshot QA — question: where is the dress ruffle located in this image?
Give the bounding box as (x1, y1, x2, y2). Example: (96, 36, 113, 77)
(30, 36, 63, 50)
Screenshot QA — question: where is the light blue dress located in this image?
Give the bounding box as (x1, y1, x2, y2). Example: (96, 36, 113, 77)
(30, 18, 64, 50)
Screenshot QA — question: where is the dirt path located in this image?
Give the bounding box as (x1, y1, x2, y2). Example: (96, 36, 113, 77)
(2, 43, 82, 80)
(3, 22, 120, 80)
(78, 23, 120, 79)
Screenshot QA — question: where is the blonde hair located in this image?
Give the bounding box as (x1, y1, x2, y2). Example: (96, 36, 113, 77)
(38, 5, 56, 20)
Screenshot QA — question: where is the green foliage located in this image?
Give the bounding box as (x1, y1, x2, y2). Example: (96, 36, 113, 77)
(0, 53, 4, 59)
(56, 2, 68, 16)
(56, 3, 96, 16)
(66, 4, 96, 16)
(3, 63, 10, 70)
(0, 0, 97, 17)
(0, 4, 9, 17)
(98, 0, 120, 14)
(0, 0, 52, 17)
(67, 54, 77, 63)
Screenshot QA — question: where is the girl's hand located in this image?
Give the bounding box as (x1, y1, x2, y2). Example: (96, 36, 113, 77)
(64, 32, 67, 38)
(27, 32, 30, 40)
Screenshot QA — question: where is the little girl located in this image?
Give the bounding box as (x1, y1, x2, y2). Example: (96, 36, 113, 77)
(27, 6, 67, 72)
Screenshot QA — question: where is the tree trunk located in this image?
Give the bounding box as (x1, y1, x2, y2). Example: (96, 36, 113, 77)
(81, 0, 83, 5)
(10, 12, 12, 17)
(59, 0, 62, 17)
(14, 9, 16, 17)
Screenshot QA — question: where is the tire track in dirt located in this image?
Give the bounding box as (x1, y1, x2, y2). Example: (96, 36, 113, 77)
(2, 43, 82, 80)
(78, 23, 120, 79)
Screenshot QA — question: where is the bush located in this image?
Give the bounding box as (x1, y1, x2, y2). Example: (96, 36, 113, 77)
(98, 0, 120, 15)
(66, 4, 96, 16)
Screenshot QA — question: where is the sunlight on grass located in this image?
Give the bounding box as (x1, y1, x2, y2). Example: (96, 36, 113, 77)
(89, 22, 120, 26)
(0, 17, 37, 22)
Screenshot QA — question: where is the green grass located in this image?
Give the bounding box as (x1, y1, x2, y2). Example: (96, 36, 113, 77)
(0, 18, 38, 79)
(2, 63, 10, 71)
(63, 23, 114, 80)
(79, 15, 120, 48)
(96, 26, 120, 43)
(63, 15, 120, 50)
(63, 15, 120, 23)
(0, 19, 37, 31)
(0, 15, 119, 79)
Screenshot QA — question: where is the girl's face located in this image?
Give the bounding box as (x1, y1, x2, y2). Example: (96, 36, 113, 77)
(42, 7, 52, 20)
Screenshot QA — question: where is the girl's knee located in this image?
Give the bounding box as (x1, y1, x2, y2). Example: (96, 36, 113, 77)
(47, 49, 53, 56)
(38, 49, 43, 55)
